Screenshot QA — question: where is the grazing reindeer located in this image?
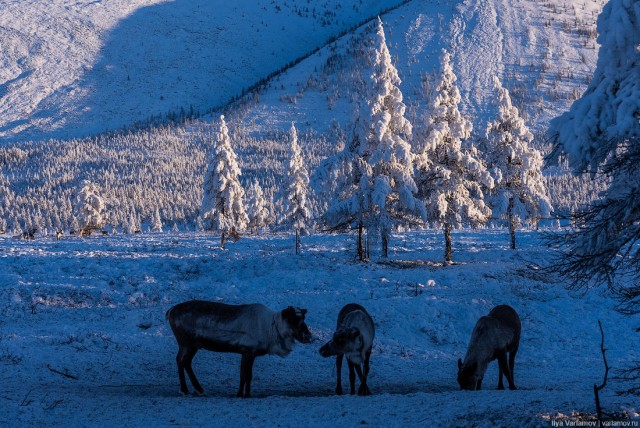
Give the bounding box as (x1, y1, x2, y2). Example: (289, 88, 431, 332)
(55, 230, 64, 241)
(457, 304, 521, 391)
(21, 228, 37, 240)
(166, 300, 311, 398)
(319, 303, 375, 396)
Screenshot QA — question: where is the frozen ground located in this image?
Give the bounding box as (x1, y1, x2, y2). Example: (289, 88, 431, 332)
(0, 229, 638, 426)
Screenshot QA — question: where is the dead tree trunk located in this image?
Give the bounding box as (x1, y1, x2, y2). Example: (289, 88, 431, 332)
(295, 229, 300, 255)
(221, 231, 226, 250)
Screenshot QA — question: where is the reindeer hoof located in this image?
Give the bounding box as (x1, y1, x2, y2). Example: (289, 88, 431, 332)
(192, 390, 206, 397)
(180, 389, 190, 396)
(509, 385, 517, 391)
(335, 389, 343, 396)
(357, 385, 371, 396)
(498, 385, 505, 390)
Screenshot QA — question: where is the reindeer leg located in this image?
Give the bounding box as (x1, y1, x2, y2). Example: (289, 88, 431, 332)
(363, 348, 371, 378)
(359, 348, 372, 396)
(237, 355, 247, 398)
(497, 353, 510, 390)
(347, 360, 356, 395)
(508, 347, 518, 390)
(354, 364, 370, 396)
(244, 355, 255, 398)
(335, 354, 344, 395)
(183, 347, 204, 395)
(176, 346, 190, 396)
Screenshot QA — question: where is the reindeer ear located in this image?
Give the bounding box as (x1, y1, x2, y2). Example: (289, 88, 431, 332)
(458, 358, 463, 370)
(301, 308, 307, 316)
(281, 307, 295, 321)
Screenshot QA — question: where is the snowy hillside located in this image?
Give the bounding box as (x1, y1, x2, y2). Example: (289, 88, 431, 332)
(234, 0, 605, 138)
(0, 0, 404, 142)
(2, 230, 638, 425)
(0, 0, 604, 143)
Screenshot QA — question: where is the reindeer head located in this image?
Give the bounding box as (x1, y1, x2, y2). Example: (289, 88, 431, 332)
(319, 327, 361, 357)
(457, 359, 481, 390)
(282, 306, 311, 344)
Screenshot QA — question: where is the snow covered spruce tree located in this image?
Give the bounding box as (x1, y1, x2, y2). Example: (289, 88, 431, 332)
(324, 18, 425, 258)
(483, 77, 551, 249)
(73, 180, 106, 236)
(151, 208, 163, 233)
(548, 0, 640, 315)
(201, 115, 248, 249)
(414, 50, 493, 263)
(245, 179, 270, 232)
(318, 120, 374, 260)
(282, 123, 311, 254)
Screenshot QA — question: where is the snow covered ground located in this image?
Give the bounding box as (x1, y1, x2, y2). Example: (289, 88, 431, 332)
(1, 229, 638, 426)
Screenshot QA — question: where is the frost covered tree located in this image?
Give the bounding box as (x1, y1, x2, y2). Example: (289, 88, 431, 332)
(483, 77, 551, 249)
(323, 18, 425, 258)
(246, 179, 270, 232)
(73, 180, 106, 236)
(151, 208, 163, 233)
(282, 123, 311, 253)
(319, 119, 373, 260)
(201, 115, 248, 249)
(414, 50, 494, 262)
(548, 0, 640, 317)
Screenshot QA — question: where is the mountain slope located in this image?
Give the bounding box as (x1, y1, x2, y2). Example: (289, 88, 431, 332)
(239, 0, 604, 137)
(0, 0, 404, 143)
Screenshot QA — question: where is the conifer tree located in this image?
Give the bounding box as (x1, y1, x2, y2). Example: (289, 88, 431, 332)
(414, 50, 494, 262)
(246, 179, 270, 232)
(201, 115, 248, 249)
(282, 123, 311, 253)
(324, 18, 425, 258)
(73, 180, 106, 236)
(151, 208, 163, 233)
(548, 0, 640, 315)
(484, 77, 551, 249)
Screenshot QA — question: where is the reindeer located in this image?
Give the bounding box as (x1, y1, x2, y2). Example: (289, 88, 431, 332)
(166, 300, 311, 398)
(319, 303, 375, 396)
(55, 230, 63, 241)
(21, 228, 37, 240)
(457, 304, 521, 391)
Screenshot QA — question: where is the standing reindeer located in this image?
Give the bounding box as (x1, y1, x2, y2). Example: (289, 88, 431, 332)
(319, 303, 375, 396)
(167, 300, 311, 398)
(457, 304, 521, 391)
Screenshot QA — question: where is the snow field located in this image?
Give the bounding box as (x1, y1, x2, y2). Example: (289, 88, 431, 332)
(1, 229, 637, 426)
